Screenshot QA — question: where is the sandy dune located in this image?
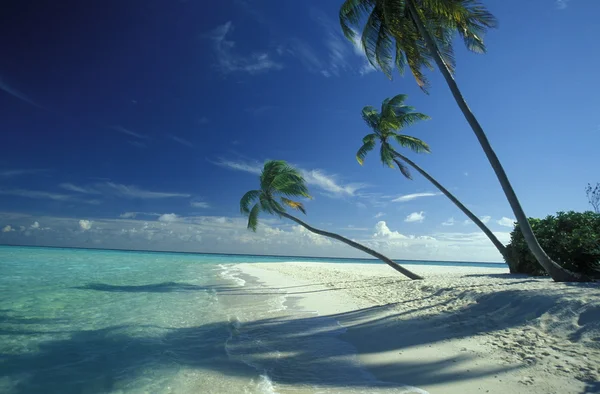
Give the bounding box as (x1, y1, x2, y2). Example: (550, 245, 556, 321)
(236, 262, 600, 394)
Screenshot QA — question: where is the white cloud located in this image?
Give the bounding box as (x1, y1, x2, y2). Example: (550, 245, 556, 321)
(190, 201, 210, 209)
(0, 212, 511, 262)
(158, 213, 181, 223)
(111, 125, 148, 140)
(2, 225, 14, 233)
(392, 192, 440, 203)
(30, 221, 40, 229)
(209, 21, 283, 75)
(480, 216, 491, 224)
(497, 217, 516, 228)
(167, 135, 194, 148)
(374, 221, 407, 239)
(442, 217, 455, 226)
(120, 212, 137, 219)
(79, 220, 92, 231)
(374, 212, 385, 219)
(555, 0, 570, 9)
(404, 211, 425, 223)
(463, 215, 493, 226)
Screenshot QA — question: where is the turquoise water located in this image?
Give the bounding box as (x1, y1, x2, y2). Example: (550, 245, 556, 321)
(0, 246, 480, 393)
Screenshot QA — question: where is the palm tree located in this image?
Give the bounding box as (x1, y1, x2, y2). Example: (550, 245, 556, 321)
(358, 94, 509, 261)
(240, 160, 423, 280)
(339, 0, 587, 282)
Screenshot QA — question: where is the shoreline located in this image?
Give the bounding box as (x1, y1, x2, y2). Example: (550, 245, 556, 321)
(235, 262, 600, 394)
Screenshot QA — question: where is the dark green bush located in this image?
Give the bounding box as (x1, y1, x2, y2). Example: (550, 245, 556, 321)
(505, 211, 600, 277)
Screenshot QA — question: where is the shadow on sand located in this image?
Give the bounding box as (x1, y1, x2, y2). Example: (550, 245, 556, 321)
(3, 283, 583, 394)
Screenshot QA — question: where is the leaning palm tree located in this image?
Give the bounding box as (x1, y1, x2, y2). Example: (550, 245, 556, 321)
(240, 160, 423, 280)
(340, 0, 586, 282)
(358, 94, 509, 261)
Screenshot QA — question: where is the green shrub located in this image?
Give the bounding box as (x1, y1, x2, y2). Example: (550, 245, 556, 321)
(505, 211, 600, 277)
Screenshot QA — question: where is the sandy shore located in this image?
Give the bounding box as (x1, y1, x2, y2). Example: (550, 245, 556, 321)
(235, 262, 600, 394)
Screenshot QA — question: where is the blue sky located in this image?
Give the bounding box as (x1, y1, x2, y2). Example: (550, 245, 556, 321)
(1, 0, 598, 262)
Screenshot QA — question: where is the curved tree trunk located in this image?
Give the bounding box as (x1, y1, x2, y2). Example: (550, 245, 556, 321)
(392, 153, 509, 261)
(405, 0, 588, 282)
(275, 209, 423, 280)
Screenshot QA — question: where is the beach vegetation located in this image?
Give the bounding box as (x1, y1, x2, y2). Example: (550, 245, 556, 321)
(505, 211, 600, 278)
(586, 183, 600, 213)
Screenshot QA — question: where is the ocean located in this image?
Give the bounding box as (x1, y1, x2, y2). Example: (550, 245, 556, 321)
(0, 246, 505, 393)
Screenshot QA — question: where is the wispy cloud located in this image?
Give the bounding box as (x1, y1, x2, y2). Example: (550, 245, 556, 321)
(167, 134, 194, 148)
(119, 212, 161, 219)
(392, 192, 440, 203)
(404, 211, 425, 223)
(307, 8, 375, 77)
(555, 0, 570, 9)
(0, 188, 99, 204)
(0, 76, 44, 109)
(301, 169, 365, 197)
(0, 169, 50, 178)
(213, 158, 366, 197)
(60, 182, 190, 199)
(374, 212, 385, 219)
(209, 22, 283, 75)
(60, 183, 100, 194)
(497, 217, 516, 228)
(213, 159, 263, 175)
(111, 125, 148, 140)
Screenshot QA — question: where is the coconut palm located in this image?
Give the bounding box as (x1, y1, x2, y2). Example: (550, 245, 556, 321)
(358, 94, 509, 260)
(340, 0, 586, 281)
(240, 160, 423, 280)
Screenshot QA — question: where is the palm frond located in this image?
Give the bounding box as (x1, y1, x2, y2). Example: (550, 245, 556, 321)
(357, 139, 376, 165)
(392, 134, 431, 153)
(281, 197, 306, 214)
(339, 0, 377, 40)
(386, 94, 409, 109)
(380, 142, 395, 168)
(393, 157, 413, 180)
(247, 203, 260, 232)
(361, 107, 380, 130)
(397, 111, 431, 128)
(240, 189, 261, 214)
(361, 5, 394, 78)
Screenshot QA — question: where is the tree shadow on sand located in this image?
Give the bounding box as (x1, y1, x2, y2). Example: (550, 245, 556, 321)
(2, 286, 579, 393)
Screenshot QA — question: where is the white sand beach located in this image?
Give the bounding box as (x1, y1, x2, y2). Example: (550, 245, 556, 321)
(236, 262, 600, 394)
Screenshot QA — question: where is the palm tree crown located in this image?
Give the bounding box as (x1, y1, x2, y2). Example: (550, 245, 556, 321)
(240, 160, 311, 231)
(339, 0, 497, 90)
(358, 94, 430, 178)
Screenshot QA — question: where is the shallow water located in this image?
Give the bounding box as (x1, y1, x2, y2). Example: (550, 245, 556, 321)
(0, 246, 431, 393)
